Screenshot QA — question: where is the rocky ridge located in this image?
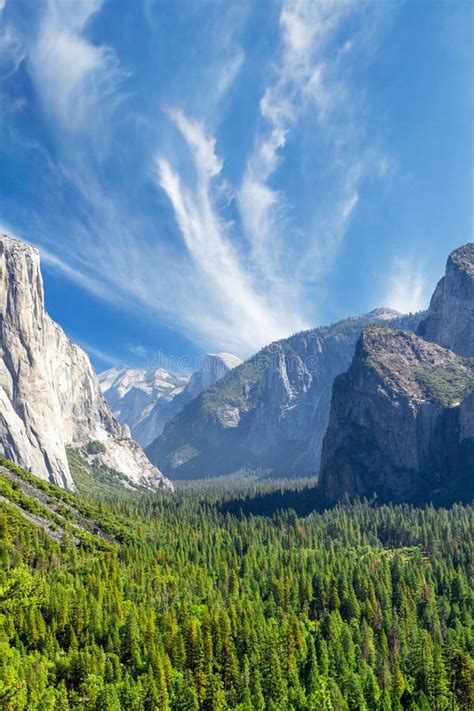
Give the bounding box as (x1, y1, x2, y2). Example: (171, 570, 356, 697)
(318, 327, 474, 504)
(418, 243, 474, 356)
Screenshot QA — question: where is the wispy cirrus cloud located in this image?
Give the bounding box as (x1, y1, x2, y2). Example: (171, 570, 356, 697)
(156, 109, 301, 351)
(74, 338, 118, 367)
(155, 0, 395, 351)
(215, 49, 244, 99)
(9, 0, 269, 354)
(27, 0, 123, 133)
(0, 24, 24, 80)
(238, 0, 389, 285)
(38, 242, 126, 307)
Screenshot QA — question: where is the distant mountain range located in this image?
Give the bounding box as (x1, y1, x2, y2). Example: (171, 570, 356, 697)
(99, 368, 190, 447)
(146, 309, 423, 480)
(99, 353, 242, 447)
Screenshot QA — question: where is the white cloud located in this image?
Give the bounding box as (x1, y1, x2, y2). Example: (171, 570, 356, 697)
(156, 110, 305, 352)
(0, 22, 25, 79)
(27, 0, 122, 131)
(167, 109, 223, 180)
(3, 0, 397, 360)
(75, 338, 118, 367)
(215, 49, 244, 98)
(238, 0, 386, 285)
(384, 258, 429, 314)
(38, 243, 126, 307)
(129, 344, 148, 358)
(151, 1, 394, 352)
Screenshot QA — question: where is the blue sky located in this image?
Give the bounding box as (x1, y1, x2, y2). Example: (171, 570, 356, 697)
(0, 0, 472, 371)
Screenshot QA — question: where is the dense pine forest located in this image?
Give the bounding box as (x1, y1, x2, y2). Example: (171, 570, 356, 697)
(0, 461, 473, 710)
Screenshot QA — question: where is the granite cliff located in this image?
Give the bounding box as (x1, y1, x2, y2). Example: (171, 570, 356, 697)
(0, 235, 172, 491)
(183, 352, 242, 399)
(418, 243, 474, 356)
(318, 327, 474, 504)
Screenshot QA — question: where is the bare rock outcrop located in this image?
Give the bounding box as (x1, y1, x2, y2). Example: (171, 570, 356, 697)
(319, 243, 474, 505)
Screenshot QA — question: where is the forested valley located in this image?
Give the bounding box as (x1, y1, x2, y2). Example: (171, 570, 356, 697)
(0, 461, 473, 710)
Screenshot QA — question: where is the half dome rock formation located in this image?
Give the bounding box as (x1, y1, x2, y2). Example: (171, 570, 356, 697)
(418, 243, 474, 356)
(146, 309, 422, 480)
(183, 352, 243, 399)
(318, 327, 474, 505)
(0, 235, 173, 491)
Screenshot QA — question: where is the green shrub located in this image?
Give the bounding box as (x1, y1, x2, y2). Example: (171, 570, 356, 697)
(84, 440, 107, 455)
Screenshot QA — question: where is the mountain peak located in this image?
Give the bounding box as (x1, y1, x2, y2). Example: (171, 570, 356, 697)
(1, 233, 38, 251)
(209, 352, 243, 369)
(418, 241, 474, 356)
(366, 307, 402, 319)
(183, 352, 243, 400)
(449, 242, 474, 277)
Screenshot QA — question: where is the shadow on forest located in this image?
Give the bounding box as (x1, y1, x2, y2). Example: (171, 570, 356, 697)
(216, 483, 472, 518)
(218, 485, 331, 518)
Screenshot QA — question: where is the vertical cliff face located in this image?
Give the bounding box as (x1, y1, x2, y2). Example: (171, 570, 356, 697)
(318, 327, 474, 504)
(0, 237, 73, 488)
(0, 235, 173, 491)
(457, 388, 474, 498)
(146, 309, 422, 480)
(319, 242, 474, 505)
(418, 243, 474, 356)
